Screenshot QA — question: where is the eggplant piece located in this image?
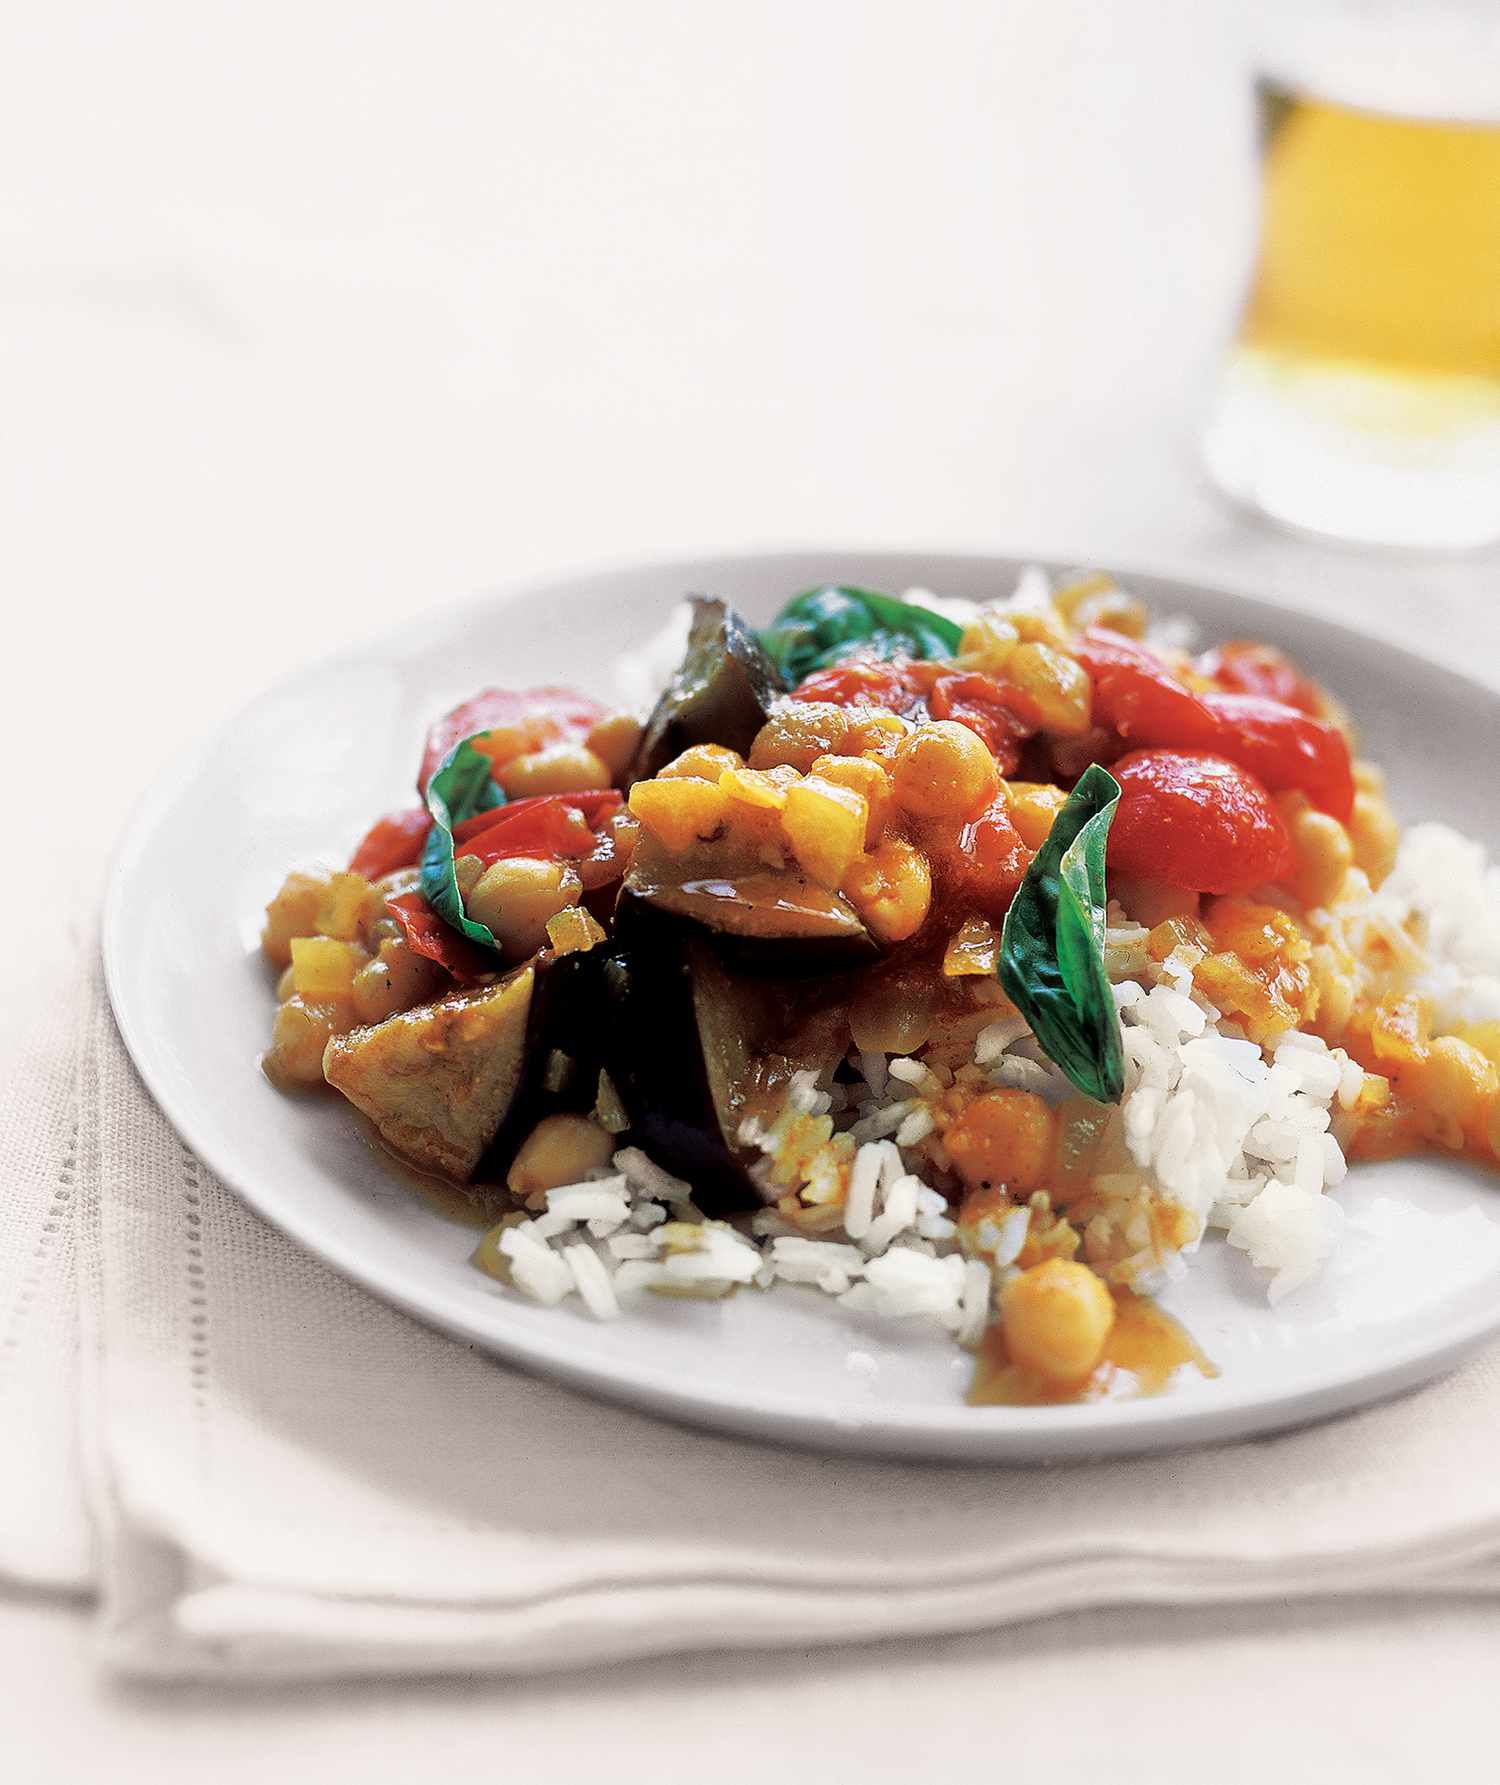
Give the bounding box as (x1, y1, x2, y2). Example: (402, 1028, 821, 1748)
(629, 595, 785, 784)
(324, 968, 535, 1181)
(599, 939, 848, 1216)
(477, 947, 609, 1182)
(616, 830, 877, 975)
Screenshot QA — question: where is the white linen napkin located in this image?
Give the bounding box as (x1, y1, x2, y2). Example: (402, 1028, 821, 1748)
(9, 960, 1500, 1679)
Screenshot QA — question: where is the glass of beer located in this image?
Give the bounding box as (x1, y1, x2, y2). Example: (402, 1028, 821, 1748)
(1203, 6, 1500, 550)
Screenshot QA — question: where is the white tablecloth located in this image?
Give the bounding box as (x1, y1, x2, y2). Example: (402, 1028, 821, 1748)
(5, 1, 1498, 1775)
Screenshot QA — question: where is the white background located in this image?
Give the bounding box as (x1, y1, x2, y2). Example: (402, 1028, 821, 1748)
(4, 1, 1498, 1776)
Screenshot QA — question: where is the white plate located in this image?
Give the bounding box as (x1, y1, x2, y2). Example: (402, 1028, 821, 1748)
(104, 551, 1500, 1461)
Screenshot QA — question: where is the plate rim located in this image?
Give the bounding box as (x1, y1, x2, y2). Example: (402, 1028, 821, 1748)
(102, 546, 1500, 1461)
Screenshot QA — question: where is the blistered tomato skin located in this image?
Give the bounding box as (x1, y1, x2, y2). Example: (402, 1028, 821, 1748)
(1107, 750, 1296, 895)
(791, 658, 916, 710)
(929, 672, 1028, 773)
(1077, 629, 1353, 821)
(1195, 692, 1354, 823)
(1198, 639, 1323, 716)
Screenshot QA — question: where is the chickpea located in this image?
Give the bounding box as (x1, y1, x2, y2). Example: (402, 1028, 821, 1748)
(1005, 782, 1069, 851)
(749, 703, 850, 774)
(1001, 1259, 1116, 1384)
(958, 611, 1021, 674)
(945, 1087, 1056, 1191)
(507, 1114, 616, 1199)
(351, 936, 443, 1025)
(841, 837, 933, 944)
(1288, 806, 1354, 909)
(1003, 642, 1092, 735)
(465, 857, 582, 957)
(1349, 787, 1400, 886)
(586, 711, 644, 779)
(261, 869, 328, 968)
(890, 720, 999, 820)
(262, 995, 351, 1090)
(497, 742, 611, 798)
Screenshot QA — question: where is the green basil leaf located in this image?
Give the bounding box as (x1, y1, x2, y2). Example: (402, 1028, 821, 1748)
(759, 585, 963, 685)
(418, 734, 507, 952)
(998, 763, 1124, 1104)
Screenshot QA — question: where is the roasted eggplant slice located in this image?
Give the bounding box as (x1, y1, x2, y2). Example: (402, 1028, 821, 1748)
(324, 969, 534, 1180)
(599, 939, 848, 1216)
(629, 595, 785, 784)
(617, 830, 876, 973)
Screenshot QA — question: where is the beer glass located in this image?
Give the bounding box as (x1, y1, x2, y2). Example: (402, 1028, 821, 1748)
(1203, 6, 1500, 550)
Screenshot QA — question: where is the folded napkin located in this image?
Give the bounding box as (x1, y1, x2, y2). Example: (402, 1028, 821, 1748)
(9, 960, 1500, 1679)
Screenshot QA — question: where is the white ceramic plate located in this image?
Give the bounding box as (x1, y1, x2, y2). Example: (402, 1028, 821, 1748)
(104, 551, 1500, 1461)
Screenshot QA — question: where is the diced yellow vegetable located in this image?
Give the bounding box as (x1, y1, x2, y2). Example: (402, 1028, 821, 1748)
(808, 754, 890, 844)
(290, 935, 363, 1001)
(1005, 781, 1069, 850)
(1003, 643, 1091, 735)
(261, 869, 328, 967)
(719, 764, 789, 811)
(943, 916, 1000, 977)
(958, 610, 1020, 674)
(781, 775, 868, 886)
(314, 871, 374, 942)
(628, 776, 730, 852)
(659, 743, 743, 781)
(546, 905, 608, 955)
(507, 1114, 615, 1198)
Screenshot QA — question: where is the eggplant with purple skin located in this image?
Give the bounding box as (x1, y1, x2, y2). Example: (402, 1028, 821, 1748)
(615, 829, 877, 975)
(598, 939, 846, 1216)
(628, 595, 785, 785)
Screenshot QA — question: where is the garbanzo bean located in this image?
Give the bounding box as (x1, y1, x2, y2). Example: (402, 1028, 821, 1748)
(890, 720, 998, 820)
(841, 837, 932, 944)
(958, 611, 1020, 674)
(1288, 805, 1354, 909)
(586, 711, 644, 779)
(351, 936, 443, 1025)
(1349, 787, 1400, 885)
(262, 995, 351, 1090)
(945, 1087, 1056, 1191)
(261, 869, 328, 967)
(497, 742, 611, 797)
(465, 857, 582, 957)
(1003, 642, 1092, 735)
(1001, 1259, 1115, 1383)
(808, 754, 891, 843)
(748, 703, 850, 773)
(507, 1113, 616, 1198)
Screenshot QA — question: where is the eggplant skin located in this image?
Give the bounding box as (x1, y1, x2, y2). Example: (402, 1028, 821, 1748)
(475, 949, 609, 1185)
(629, 595, 785, 784)
(597, 945, 765, 1217)
(615, 831, 878, 976)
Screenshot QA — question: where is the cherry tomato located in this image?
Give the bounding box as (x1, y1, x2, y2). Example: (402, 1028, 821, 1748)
(348, 807, 431, 879)
(930, 796, 1034, 917)
(929, 672, 1028, 773)
(384, 894, 493, 981)
(1197, 692, 1353, 822)
(1076, 629, 1218, 744)
(791, 656, 917, 710)
(1198, 640, 1323, 716)
(1078, 629, 1352, 819)
(1107, 750, 1295, 895)
(419, 686, 606, 793)
(453, 791, 624, 866)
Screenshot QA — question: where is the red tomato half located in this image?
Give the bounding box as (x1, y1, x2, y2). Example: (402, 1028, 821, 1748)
(929, 672, 1028, 773)
(419, 686, 606, 793)
(348, 807, 432, 879)
(453, 791, 624, 867)
(1108, 750, 1295, 895)
(1196, 692, 1353, 822)
(1198, 640, 1323, 716)
(791, 657, 918, 711)
(1078, 629, 1352, 820)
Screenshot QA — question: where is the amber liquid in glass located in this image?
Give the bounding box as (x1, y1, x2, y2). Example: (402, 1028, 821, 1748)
(1205, 84, 1500, 548)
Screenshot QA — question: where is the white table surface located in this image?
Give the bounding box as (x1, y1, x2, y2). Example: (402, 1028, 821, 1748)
(4, 2, 1498, 1776)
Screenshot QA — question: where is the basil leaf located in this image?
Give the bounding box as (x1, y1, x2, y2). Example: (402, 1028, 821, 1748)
(418, 734, 506, 952)
(998, 763, 1124, 1104)
(759, 585, 963, 685)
